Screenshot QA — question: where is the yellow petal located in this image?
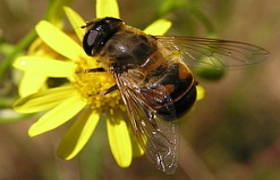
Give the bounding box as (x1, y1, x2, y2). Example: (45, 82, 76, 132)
(35, 21, 86, 61)
(28, 94, 87, 137)
(14, 56, 76, 78)
(57, 110, 100, 160)
(14, 86, 76, 113)
(96, 0, 120, 18)
(144, 19, 172, 35)
(63, 6, 86, 42)
(107, 118, 132, 168)
(196, 85, 205, 101)
(19, 72, 47, 97)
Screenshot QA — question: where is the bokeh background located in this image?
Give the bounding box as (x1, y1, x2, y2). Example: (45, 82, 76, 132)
(0, 0, 280, 179)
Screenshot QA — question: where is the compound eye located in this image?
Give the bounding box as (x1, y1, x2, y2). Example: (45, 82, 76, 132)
(83, 30, 100, 56)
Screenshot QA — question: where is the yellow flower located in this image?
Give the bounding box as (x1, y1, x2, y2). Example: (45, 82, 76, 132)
(13, 0, 205, 168)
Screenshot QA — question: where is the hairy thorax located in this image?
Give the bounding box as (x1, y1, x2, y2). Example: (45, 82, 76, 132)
(100, 28, 157, 71)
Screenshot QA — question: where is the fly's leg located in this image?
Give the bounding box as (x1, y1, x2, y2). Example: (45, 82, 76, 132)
(84, 67, 118, 95)
(100, 84, 118, 95)
(84, 67, 106, 73)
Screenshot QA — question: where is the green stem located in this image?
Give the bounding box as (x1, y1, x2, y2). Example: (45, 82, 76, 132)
(45, 0, 74, 23)
(0, 30, 37, 81)
(0, 97, 15, 108)
(190, 7, 215, 34)
(0, 114, 33, 123)
(0, 0, 74, 81)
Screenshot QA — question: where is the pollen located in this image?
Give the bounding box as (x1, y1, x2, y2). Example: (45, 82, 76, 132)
(73, 57, 126, 114)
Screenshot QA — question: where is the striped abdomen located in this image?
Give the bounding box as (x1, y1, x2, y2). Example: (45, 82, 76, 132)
(142, 62, 197, 120)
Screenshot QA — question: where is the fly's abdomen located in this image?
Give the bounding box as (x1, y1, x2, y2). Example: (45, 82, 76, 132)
(169, 83, 197, 118)
(142, 63, 197, 120)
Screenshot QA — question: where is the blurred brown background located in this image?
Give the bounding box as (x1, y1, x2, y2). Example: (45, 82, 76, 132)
(0, 0, 280, 179)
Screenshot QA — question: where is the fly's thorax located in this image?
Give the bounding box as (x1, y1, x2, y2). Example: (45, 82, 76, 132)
(100, 27, 157, 72)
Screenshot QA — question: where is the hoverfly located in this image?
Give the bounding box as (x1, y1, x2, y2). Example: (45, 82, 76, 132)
(82, 17, 269, 174)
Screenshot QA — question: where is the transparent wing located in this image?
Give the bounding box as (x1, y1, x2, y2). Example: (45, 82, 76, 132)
(156, 36, 269, 69)
(113, 70, 178, 174)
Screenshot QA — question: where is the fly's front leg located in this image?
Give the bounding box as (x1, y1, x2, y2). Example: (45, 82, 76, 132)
(84, 67, 106, 73)
(84, 67, 118, 95)
(100, 84, 118, 95)
(76, 67, 106, 74)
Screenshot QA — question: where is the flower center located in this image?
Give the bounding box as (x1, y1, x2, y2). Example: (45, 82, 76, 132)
(73, 57, 126, 115)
